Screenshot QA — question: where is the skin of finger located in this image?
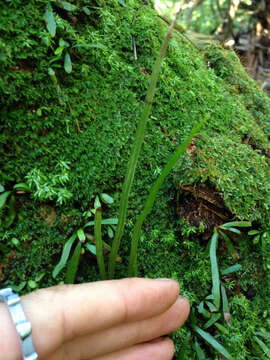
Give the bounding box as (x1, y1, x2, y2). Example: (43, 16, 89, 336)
(92, 337, 175, 360)
(0, 303, 21, 360)
(14, 278, 179, 359)
(49, 296, 190, 360)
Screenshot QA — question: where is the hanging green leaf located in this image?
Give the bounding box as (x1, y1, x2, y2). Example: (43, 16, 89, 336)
(256, 332, 270, 340)
(221, 264, 242, 275)
(94, 195, 101, 209)
(57, 1, 77, 11)
(44, 5, 56, 37)
(0, 191, 11, 210)
(13, 183, 31, 192)
(219, 230, 237, 258)
(248, 230, 261, 236)
(215, 322, 229, 335)
(28, 280, 38, 289)
(0, 185, 4, 193)
(82, 6, 90, 15)
(220, 221, 251, 229)
(210, 229, 220, 309)
(107, 226, 114, 239)
(6, 195, 16, 228)
(77, 228, 86, 243)
(254, 336, 270, 357)
(85, 243, 97, 255)
(100, 193, 114, 205)
(205, 301, 217, 313)
(204, 313, 221, 329)
(94, 208, 106, 280)
(118, 0, 127, 6)
(221, 285, 231, 326)
(226, 227, 241, 235)
(193, 340, 206, 359)
(65, 242, 82, 284)
(198, 301, 211, 319)
(55, 46, 64, 55)
(194, 326, 232, 359)
(84, 218, 118, 227)
(52, 234, 77, 278)
(64, 52, 72, 73)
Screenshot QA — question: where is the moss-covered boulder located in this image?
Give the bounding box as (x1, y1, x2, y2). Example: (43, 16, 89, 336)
(1, 1, 270, 358)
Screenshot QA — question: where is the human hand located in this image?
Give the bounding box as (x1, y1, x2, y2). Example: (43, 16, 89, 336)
(0, 278, 190, 360)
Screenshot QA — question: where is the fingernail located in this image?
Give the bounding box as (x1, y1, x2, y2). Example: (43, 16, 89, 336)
(155, 278, 179, 283)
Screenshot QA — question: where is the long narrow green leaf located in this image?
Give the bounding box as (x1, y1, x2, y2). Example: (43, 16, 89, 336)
(215, 322, 229, 335)
(254, 336, 270, 357)
(198, 301, 211, 318)
(194, 326, 232, 359)
(77, 229, 86, 243)
(256, 332, 270, 340)
(85, 243, 96, 255)
(52, 234, 77, 278)
(6, 195, 16, 228)
(108, 5, 181, 279)
(204, 313, 221, 329)
(194, 340, 206, 359)
(221, 285, 231, 326)
(226, 227, 241, 235)
(13, 183, 31, 192)
(84, 218, 118, 227)
(220, 221, 251, 229)
(44, 5, 56, 37)
(210, 229, 220, 309)
(127, 114, 208, 276)
(94, 208, 106, 280)
(64, 52, 72, 73)
(65, 242, 81, 284)
(221, 264, 242, 275)
(219, 230, 237, 258)
(0, 191, 11, 210)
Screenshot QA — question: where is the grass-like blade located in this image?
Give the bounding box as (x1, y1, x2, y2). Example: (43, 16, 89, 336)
(220, 221, 251, 229)
(215, 322, 229, 335)
(84, 218, 118, 227)
(256, 332, 270, 340)
(52, 233, 77, 278)
(194, 340, 206, 359)
(94, 207, 106, 280)
(194, 326, 233, 359)
(65, 242, 81, 284)
(77, 228, 86, 243)
(210, 229, 220, 309)
(6, 195, 16, 228)
(198, 301, 211, 318)
(225, 227, 241, 235)
(219, 230, 238, 258)
(108, 4, 181, 279)
(13, 183, 31, 192)
(85, 243, 96, 255)
(254, 336, 270, 357)
(221, 264, 242, 275)
(0, 191, 11, 210)
(204, 313, 221, 329)
(127, 114, 208, 276)
(221, 285, 231, 326)
(44, 5, 56, 37)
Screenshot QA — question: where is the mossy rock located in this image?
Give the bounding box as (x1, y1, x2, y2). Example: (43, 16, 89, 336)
(0, 1, 270, 358)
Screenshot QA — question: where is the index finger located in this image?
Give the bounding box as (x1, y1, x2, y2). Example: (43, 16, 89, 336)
(0, 278, 180, 359)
